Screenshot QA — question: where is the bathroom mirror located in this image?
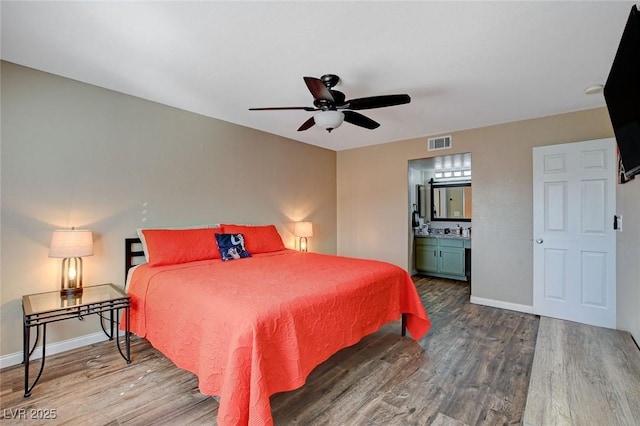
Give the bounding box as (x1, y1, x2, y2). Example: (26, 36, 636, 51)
(416, 184, 427, 218)
(431, 182, 472, 221)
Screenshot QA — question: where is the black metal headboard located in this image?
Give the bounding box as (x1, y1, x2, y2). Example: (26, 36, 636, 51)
(125, 237, 145, 282)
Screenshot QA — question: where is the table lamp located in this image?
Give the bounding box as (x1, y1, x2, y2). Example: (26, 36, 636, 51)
(48, 229, 94, 296)
(294, 222, 313, 252)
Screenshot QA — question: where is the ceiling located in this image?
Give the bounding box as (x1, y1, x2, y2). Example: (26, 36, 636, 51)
(1, 1, 636, 151)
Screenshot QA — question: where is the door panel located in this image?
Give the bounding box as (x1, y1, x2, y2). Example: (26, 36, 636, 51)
(545, 181, 567, 232)
(533, 138, 616, 329)
(439, 248, 465, 276)
(581, 179, 607, 233)
(416, 245, 438, 273)
(581, 251, 607, 307)
(544, 248, 567, 301)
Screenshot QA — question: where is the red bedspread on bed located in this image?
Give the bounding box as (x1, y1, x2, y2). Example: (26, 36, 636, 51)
(127, 249, 430, 425)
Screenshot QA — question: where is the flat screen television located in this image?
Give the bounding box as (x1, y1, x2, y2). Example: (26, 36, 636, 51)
(604, 5, 640, 182)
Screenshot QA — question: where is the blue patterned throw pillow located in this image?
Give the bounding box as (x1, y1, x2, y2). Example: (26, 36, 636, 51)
(215, 233, 251, 261)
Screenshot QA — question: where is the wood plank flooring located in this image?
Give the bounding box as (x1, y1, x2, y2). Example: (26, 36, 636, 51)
(523, 316, 640, 426)
(2, 277, 539, 425)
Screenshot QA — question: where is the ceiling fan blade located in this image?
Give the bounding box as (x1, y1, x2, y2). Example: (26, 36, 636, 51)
(249, 106, 317, 111)
(343, 94, 411, 110)
(303, 77, 334, 102)
(297, 116, 316, 131)
(343, 110, 380, 130)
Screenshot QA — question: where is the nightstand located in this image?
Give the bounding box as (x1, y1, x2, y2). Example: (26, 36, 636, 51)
(22, 283, 131, 397)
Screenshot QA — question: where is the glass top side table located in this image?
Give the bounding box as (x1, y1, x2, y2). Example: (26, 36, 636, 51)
(22, 283, 131, 397)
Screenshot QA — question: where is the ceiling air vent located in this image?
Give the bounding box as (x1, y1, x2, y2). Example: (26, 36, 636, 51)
(428, 135, 452, 151)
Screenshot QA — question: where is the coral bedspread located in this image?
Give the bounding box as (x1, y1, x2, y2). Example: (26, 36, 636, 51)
(127, 249, 430, 425)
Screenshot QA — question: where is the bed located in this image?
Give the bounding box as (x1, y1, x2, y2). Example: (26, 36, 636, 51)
(124, 225, 430, 425)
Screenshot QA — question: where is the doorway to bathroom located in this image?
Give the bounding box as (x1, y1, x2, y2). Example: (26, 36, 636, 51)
(408, 153, 472, 279)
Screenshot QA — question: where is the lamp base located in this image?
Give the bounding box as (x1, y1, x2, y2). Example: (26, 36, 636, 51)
(60, 287, 83, 297)
(299, 236, 308, 252)
(60, 257, 83, 297)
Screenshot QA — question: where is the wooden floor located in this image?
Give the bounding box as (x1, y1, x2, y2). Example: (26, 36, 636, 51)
(523, 316, 640, 426)
(0, 276, 572, 425)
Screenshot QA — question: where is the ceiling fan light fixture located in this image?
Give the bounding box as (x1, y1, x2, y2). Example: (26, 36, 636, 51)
(250, 74, 408, 132)
(314, 110, 344, 133)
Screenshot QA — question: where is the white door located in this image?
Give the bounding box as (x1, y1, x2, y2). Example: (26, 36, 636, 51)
(533, 138, 616, 329)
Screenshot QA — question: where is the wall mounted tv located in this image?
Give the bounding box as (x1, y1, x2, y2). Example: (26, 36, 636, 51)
(604, 4, 640, 182)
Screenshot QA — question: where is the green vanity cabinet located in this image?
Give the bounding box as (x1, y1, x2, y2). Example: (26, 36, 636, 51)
(415, 236, 469, 281)
(415, 237, 438, 273)
(438, 238, 465, 277)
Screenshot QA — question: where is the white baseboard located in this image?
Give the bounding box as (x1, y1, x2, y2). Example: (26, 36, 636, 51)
(470, 295, 534, 315)
(0, 331, 108, 369)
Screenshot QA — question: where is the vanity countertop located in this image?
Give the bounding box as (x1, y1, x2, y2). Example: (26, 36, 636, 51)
(415, 232, 470, 240)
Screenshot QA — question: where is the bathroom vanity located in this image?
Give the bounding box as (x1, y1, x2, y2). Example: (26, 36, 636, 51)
(415, 234, 470, 281)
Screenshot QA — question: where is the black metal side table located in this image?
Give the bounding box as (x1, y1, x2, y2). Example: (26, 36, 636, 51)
(22, 283, 131, 397)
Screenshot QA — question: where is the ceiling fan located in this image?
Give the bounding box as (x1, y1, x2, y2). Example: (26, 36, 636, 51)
(249, 74, 411, 133)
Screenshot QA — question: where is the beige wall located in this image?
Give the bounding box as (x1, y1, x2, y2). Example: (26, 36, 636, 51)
(337, 108, 640, 341)
(0, 61, 337, 357)
(3, 60, 638, 361)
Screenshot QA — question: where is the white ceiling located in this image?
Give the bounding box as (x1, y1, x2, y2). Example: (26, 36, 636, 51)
(1, 1, 636, 151)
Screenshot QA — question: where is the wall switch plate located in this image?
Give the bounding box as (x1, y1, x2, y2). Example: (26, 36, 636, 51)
(614, 214, 623, 232)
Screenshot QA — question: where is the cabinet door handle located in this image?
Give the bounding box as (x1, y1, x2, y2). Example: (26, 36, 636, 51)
(434, 250, 436, 257)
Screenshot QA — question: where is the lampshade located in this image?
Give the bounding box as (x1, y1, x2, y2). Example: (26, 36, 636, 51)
(294, 222, 313, 238)
(314, 111, 344, 132)
(49, 229, 94, 258)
